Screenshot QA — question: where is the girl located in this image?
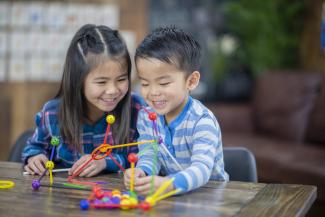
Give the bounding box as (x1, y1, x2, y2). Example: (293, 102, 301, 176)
(22, 24, 144, 177)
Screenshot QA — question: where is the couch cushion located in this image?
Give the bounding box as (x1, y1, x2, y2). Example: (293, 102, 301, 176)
(305, 77, 325, 144)
(253, 71, 321, 142)
(222, 132, 325, 202)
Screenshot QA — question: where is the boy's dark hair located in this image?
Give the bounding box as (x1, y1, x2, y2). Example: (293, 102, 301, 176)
(135, 26, 201, 75)
(56, 24, 131, 151)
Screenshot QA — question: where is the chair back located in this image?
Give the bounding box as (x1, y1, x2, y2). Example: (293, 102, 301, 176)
(223, 147, 258, 182)
(8, 130, 34, 162)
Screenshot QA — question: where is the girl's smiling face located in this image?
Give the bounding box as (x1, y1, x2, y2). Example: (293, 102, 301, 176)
(84, 59, 129, 123)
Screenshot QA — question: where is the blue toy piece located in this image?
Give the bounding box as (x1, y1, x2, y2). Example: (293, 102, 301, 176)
(80, 199, 90, 210)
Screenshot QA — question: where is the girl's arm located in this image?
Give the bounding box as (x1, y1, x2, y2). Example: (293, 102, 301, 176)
(105, 152, 127, 172)
(22, 109, 52, 164)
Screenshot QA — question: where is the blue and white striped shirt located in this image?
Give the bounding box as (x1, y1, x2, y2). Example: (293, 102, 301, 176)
(22, 93, 144, 171)
(136, 96, 229, 193)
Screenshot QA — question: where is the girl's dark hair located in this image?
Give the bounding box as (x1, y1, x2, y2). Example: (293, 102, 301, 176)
(135, 26, 201, 76)
(56, 24, 131, 152)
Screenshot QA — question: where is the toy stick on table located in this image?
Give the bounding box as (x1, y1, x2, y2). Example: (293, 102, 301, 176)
(23, 168, 71, 175)
(127, 153, 138, 192)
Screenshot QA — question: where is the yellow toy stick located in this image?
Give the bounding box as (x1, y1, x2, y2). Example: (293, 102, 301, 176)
(151, 178, 175, 200)
(130, 162, 135, 192)
(99, 140, 155, 152)
(127, 153, 138, 192)
(45, 161, 55, 185)
(49, 170, 53, 185)
(155, 188, 182, 202)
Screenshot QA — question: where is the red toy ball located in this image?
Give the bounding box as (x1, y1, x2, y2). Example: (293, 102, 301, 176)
(140, 201, 151, 211)
(148, 112, 157, 121)
(127, 153, 138, 163)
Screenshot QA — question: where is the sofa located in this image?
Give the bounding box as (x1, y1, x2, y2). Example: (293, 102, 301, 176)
(206, 71, 325, 215)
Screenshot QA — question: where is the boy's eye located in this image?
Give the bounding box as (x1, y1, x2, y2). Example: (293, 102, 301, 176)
(160, 82, 170, 86)
(141, 83, 149, 87)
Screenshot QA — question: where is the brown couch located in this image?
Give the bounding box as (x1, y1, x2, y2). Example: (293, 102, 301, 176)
(206, 71, 325, 214)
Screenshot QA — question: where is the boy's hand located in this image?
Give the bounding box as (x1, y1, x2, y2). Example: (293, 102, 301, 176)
(134, 175, 174, 196)
(124, 168, 146, 189)
(69, 154, 106, 177)
(24, 154, 48, 175)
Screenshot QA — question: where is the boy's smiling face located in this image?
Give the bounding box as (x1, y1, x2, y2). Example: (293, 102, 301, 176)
(137, 57, 199, 123)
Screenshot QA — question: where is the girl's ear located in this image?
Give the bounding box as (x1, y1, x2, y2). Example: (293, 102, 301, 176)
(186, 71, 200, 91)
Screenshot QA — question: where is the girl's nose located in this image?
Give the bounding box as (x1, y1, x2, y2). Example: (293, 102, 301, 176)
(105, 84, 118, 95)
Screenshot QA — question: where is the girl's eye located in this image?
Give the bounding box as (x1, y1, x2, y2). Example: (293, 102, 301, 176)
(96, 81, 106, 84)
(141, 83, 149, 87)
(117, 78, 127, 82)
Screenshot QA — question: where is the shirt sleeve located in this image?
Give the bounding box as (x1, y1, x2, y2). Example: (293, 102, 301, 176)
(168, 114, 228, 193)
(135, 109, 161, 175)
(21, 110, 51, 164)
(105, 152, 127, 172)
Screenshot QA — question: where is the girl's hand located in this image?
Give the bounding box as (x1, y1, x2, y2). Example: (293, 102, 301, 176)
(133, 175, 174, 196)
(124, 168, 146, 189)
(69, 154, 106, 177)
(24, 154, 48, 175)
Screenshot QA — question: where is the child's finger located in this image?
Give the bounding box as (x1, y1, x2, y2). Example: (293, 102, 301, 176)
(70, 157, 88, 174)
(24, 165, 35, 175)
(134, 176, 152, 186)
(134, 169, 143, 178)
(39, 155, 49, 163)
(124, 169, 131, 179)
(124, 175, 130, 187)
(85, 165, 101, 177)
(78, 163, 95, 177)
(30, 161, 42, 175)
(134, 182, 152, 195)
(36, 163, 47, 175)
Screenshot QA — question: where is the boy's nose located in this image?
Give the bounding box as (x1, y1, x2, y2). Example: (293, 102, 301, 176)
(148, 87, 160, 96)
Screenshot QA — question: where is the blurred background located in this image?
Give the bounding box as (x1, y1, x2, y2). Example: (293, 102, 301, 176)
(0, 0, 324, 216)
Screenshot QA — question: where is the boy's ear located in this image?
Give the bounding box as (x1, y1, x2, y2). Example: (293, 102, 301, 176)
(187, 71, 200, 91)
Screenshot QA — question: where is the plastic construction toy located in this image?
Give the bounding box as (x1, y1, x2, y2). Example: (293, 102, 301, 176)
(31, 111, 182, 211)
(0, 180, 15, 189)
(31, 136, 59, 190)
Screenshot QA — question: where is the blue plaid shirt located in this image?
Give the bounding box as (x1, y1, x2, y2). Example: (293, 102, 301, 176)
(22, 93, 145, 172)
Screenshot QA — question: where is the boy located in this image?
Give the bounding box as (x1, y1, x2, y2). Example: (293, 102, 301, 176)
(124, 26, 229, 194)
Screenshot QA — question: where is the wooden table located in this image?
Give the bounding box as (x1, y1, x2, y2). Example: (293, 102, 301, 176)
(0, 162, 317, 217)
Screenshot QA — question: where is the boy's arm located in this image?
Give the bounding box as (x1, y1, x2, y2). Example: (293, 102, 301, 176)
(135, 110, 161, 175)
(168, 115, 228, 193)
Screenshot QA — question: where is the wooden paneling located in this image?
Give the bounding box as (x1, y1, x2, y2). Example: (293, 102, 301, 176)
(300, 0, 325, 73)
(0, 82, 59, 161)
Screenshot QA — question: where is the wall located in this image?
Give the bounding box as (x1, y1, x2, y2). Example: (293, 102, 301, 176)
(0, 0, 148, 161)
